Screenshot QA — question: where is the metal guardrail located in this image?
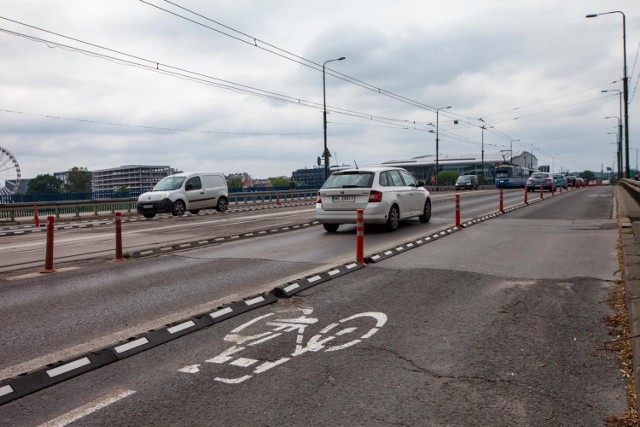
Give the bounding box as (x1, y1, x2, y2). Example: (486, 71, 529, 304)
(0, 189, 319, 223)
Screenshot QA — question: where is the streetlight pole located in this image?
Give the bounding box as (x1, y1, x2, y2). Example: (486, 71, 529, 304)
(605, 115, 622, 178)
(587, 11, 630, 178)
(510, 139, 520, 164)
(322, 56, 346, 181)
(602, 89, 623, 178)
(435, 106, 451, 188)
(479, 125, 492, 177)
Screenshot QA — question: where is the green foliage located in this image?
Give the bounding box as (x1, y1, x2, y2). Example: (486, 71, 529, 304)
(580, 170, 596, 181)
(26, 174, 63, 194)
(66, 166, 92, 193)
(437, 170, 459, 185)
(227, 176, 243, 189)
(269, 177, 290, 188)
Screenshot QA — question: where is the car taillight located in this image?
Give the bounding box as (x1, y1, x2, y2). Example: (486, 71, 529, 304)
(369, 191, 383, 202)
(316, 191, 322, 203)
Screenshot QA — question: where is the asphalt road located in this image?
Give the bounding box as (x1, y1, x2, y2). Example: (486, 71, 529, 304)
(0, 186, 627, 425)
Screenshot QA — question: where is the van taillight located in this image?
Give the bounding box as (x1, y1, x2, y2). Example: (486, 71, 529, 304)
(369, 191, 383, 202)
(316, 191, 322, 203)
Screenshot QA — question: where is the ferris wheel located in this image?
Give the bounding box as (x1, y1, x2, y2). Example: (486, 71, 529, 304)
(0, 146, 21, 195)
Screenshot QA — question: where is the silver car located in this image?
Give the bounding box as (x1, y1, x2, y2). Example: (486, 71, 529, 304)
(315, 166, 431, 232)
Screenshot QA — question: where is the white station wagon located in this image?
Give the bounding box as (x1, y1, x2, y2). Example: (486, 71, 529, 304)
(315, 166, 431, 232)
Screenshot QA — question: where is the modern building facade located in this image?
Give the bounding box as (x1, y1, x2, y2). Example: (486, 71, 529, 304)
(91, 165, 177, 192)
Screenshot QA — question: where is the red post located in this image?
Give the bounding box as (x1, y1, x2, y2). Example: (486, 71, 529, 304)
(455, 193, 461, 227)
(33, 206, 40, 227)
(499, 188, 504, 212)
(524, 187, 528, 204)
(540, 184, 544, 199)
(276, 192, 280, 205)
(41, 216, 56, 273)
(113, 211, 125, 262)
(356, 208, 365, 264)
(551, 184, 555, 196)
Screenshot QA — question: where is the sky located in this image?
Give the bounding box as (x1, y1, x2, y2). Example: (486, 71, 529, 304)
(1, 0, 639, 187)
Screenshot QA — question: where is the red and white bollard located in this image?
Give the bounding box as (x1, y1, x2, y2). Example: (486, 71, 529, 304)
(33, 205, 40, 227)
(524, 187, 528, 205)
(499, 188, 504, 212)
(41, 216, 56, 273)
(113, 211, 125, 262)
(455, 193, 461, 227)
(540, 185, 544, 199)
(356, 208, 365, 264)
(276, 193, 281, 205)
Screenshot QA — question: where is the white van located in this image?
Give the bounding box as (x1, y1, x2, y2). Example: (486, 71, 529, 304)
(136, 172, 229, 218)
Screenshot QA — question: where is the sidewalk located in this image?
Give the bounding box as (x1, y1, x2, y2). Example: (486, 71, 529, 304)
(615, 185, 640, 413)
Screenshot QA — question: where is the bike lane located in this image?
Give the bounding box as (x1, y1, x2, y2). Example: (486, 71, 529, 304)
(1, 188, 627, 426)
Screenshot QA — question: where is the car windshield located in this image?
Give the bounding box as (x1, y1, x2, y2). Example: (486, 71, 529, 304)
(153, 176, 186, 191)
(323, 172, 374, 189)
(457, 176, 471, 182)
(531, 173, 546, 179)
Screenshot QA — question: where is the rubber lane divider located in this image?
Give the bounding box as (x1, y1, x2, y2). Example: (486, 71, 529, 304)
(0, 291, 277, 406)
(0, 349, 116, 406)
(207, 292, 277, 323)
(107, 314, 214, 360)
(273, 262, 365, 297)
(366, 227, 461, 264)
(130, 221, 320, 258)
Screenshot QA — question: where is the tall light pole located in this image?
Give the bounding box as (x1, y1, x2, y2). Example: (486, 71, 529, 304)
(480, 125, 492, 177)
(602, 89, 623, 178)
(605, 115, 622, 178)
(587, 11, 630, 178)
(322, 56, 346, 181)
(435, 106, 451, 188)
(510, 139, 520, 164)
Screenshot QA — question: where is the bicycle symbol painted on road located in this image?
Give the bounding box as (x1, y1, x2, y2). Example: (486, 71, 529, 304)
(178, 307, 387, 384)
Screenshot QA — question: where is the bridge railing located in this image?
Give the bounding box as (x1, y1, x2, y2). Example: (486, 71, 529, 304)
(0, 189, 319, 223)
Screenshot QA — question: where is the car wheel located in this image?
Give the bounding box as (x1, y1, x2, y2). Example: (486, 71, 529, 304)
(189, 209, 200, 215)
(143, 213, 155, 219)
(323, 223, 339, 233)
(172, 200, 186, 216)
(216, 197, 228, 213)
(419, 199, 431, 223)
(385, 205, 400, 231)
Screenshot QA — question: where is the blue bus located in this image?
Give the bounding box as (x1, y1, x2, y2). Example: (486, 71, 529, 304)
(494, 164, 533, 188)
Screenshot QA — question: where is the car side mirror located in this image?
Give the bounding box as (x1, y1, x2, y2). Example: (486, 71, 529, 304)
(417, 181, 425, 187)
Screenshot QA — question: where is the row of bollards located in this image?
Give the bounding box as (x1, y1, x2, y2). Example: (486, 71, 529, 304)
(40, 211, 125, 274)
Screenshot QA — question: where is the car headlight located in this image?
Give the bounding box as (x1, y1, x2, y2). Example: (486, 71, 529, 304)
(160, 192, 170, 200)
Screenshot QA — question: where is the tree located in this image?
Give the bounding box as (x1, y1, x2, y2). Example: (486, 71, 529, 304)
(227, 176, 243, 189)
(269, 177, 291, 188)
(26, 174, 63, 194)
(66, 166, 92, 193)
(580, 170, 596, 182)
(437, 170, 459, 186)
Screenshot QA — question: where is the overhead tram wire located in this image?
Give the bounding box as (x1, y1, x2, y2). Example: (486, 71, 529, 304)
(140, 0, 440, 113)
(0, 22, 436, 134)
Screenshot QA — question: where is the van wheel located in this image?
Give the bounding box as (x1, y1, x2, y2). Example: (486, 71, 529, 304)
(143, 213, 155, 219)
(172, 200, 186, 216)
(419, 199, 431, 223)
(216, 197, 228, 213)
(385, 205, 400, 231)
(323, 223, 339, 233)
(189, 210, 200, 215)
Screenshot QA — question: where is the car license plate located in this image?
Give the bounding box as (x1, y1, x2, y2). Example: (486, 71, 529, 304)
(143, 204, 153, 209)
(333, 195, 355, 202)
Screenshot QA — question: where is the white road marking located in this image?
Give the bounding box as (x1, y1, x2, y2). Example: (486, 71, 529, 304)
(38, 389, 136, 427)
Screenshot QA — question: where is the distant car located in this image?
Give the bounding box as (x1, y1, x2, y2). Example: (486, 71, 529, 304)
(602, 180, 610, 185)
(315, 166, 431, 232)
(552, 173, 568, 189)
(565, 175, 577, 187)
(526, 172, 556, 192)
(589, 180, 597, 186)
(455, 175, 479, 190)
(576, 177, 585, 187)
